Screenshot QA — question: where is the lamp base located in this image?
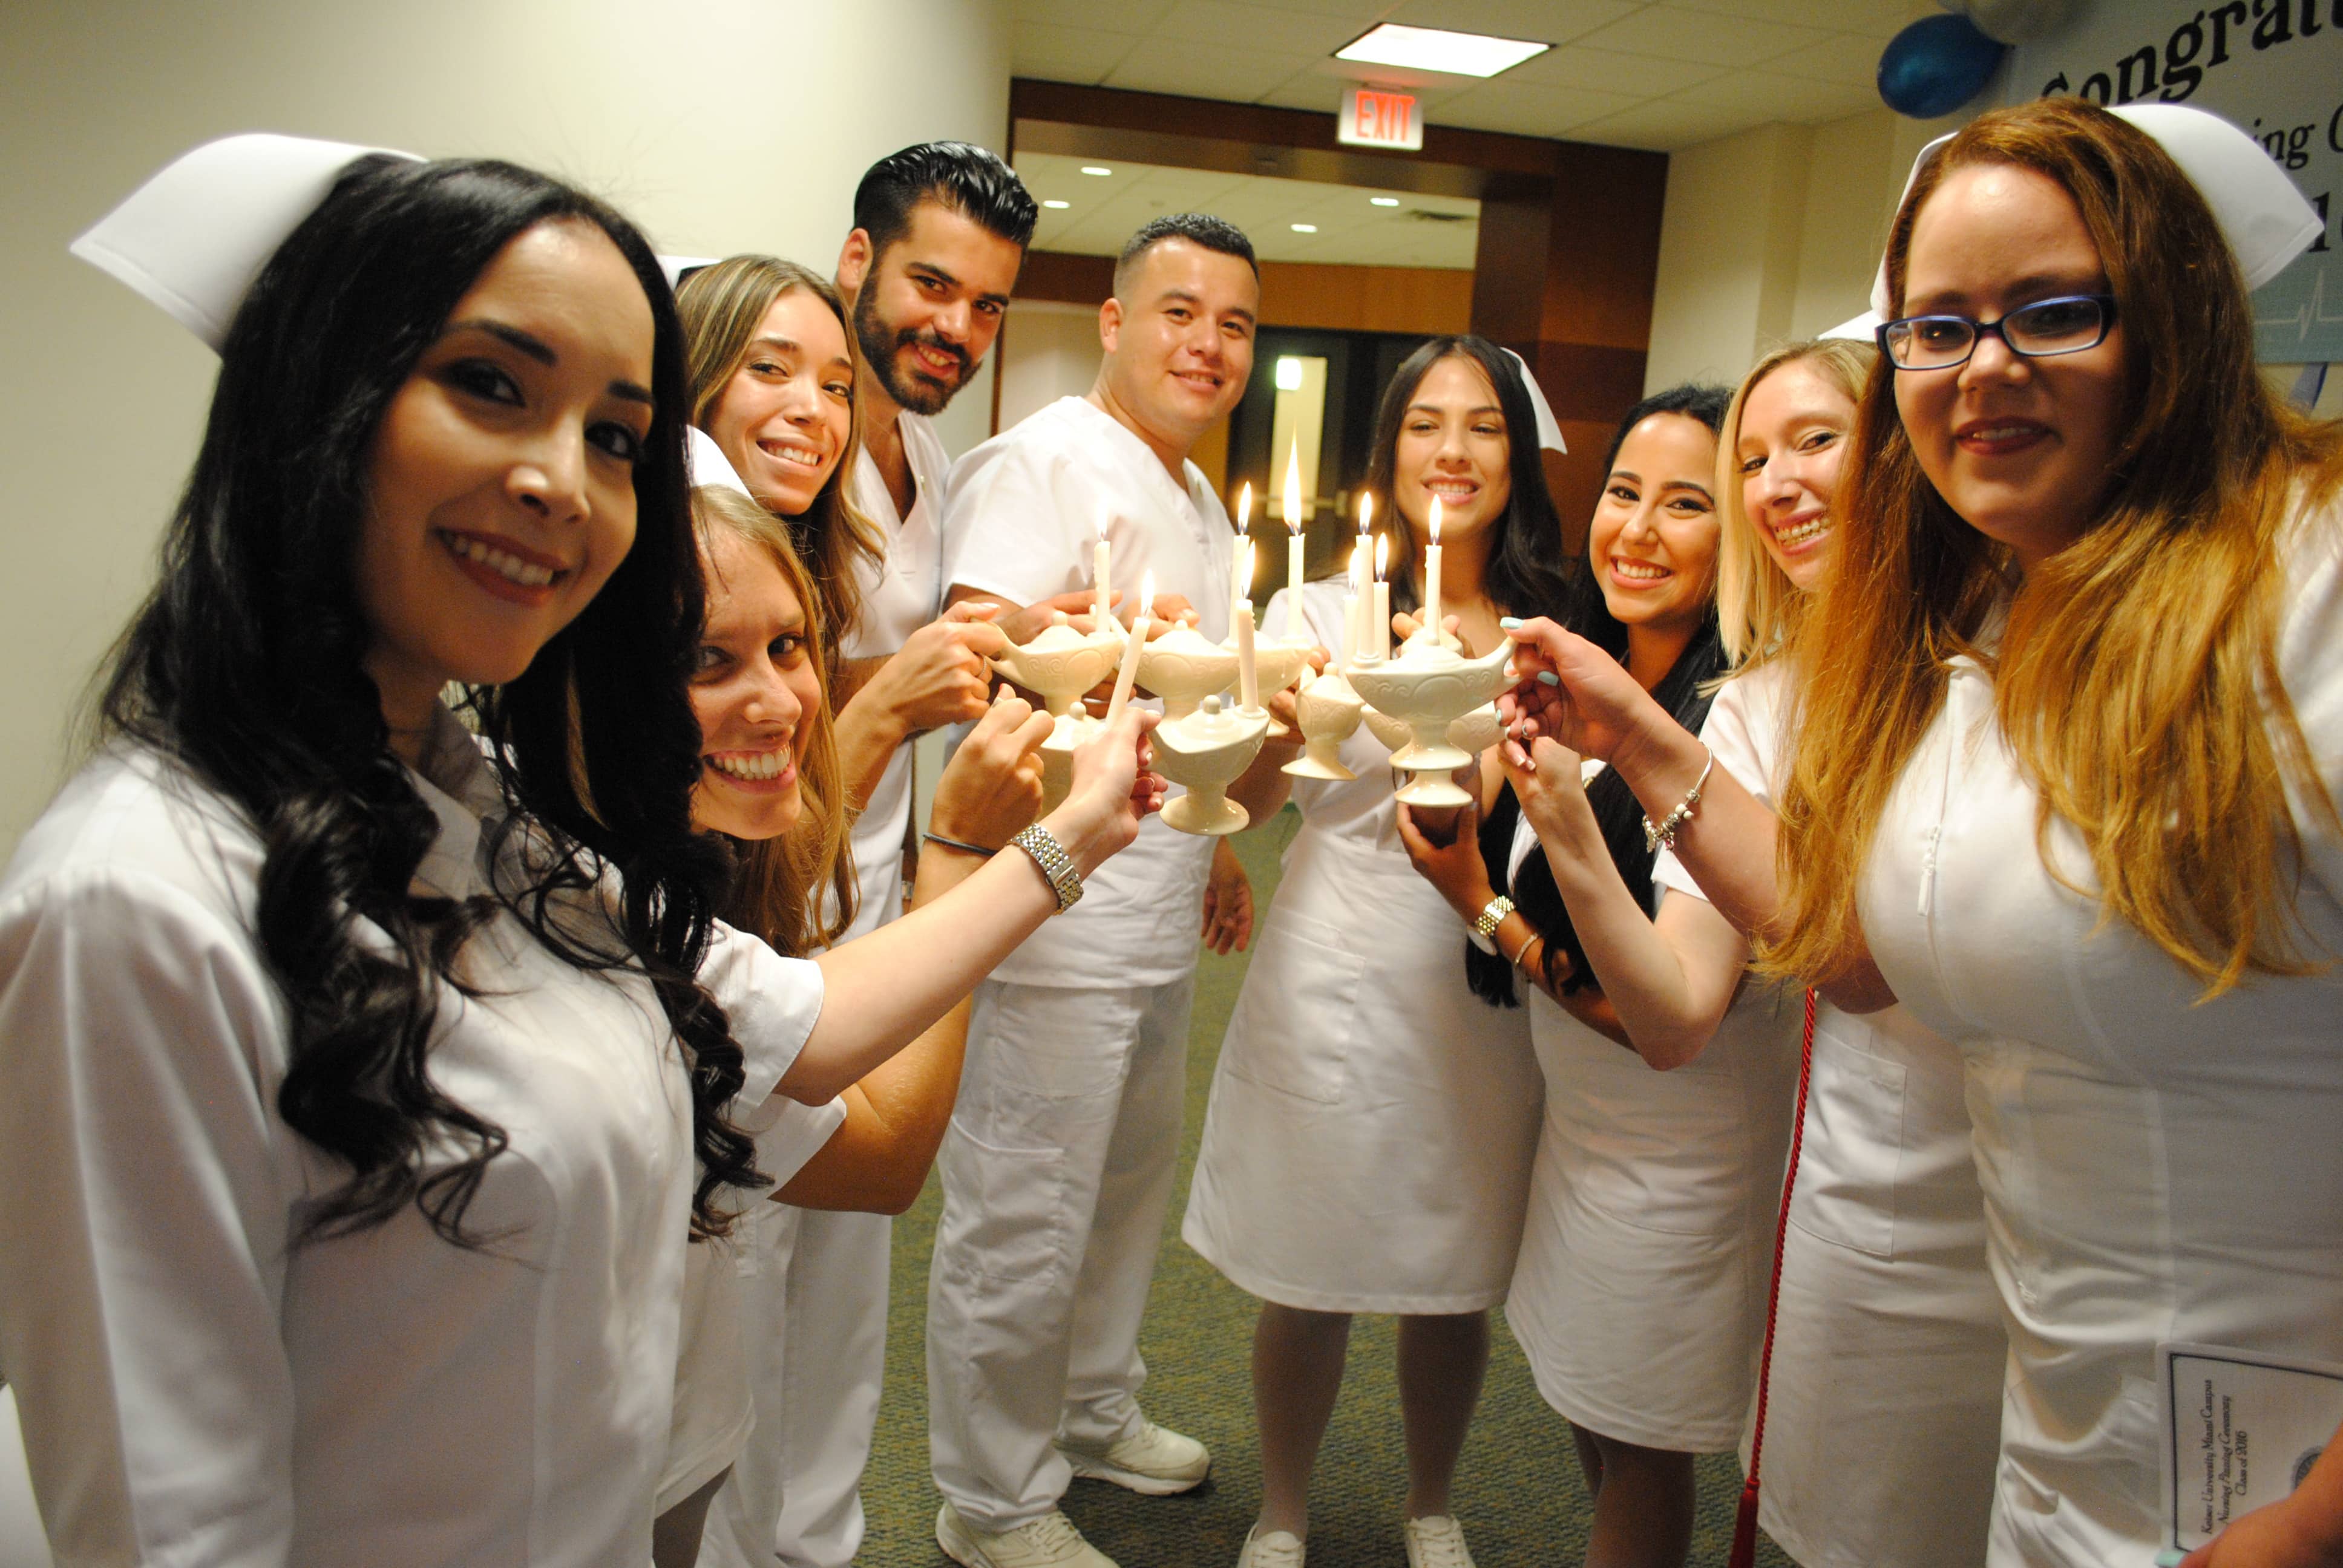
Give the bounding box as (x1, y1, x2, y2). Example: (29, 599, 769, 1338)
(1162, 790, 1251, 836)
(1393, 773, 1474, 809)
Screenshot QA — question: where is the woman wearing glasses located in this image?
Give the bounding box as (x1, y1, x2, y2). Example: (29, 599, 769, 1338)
(1512, 98, 2343, 1567)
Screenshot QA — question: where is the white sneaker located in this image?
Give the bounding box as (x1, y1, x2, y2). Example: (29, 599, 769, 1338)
(1061, 1419, 1212, 1495)
(936, 1503, 1118, 1568)
(1237, 1524, 1306, 1566)
(1403, 1514, 1476, 1568)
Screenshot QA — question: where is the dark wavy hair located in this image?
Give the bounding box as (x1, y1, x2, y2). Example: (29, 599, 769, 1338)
(853, 140, 1037, 258)
(1469, 383, 1731, 1005)
(96, 154, 766, 1244)
(1358, 336, 1576, 622)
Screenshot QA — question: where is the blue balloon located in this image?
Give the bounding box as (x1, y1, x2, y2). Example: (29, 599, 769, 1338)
(1878, 14, 2007, 119)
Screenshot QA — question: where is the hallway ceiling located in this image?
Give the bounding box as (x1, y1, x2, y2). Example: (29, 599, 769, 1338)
(1010, 0, 1939, 152)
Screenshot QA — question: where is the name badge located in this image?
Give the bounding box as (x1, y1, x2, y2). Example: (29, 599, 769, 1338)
(2159, 1341, 2343, 1553)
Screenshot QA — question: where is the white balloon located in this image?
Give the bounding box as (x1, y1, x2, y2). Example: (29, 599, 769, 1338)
(1964, 0, 2080, 45)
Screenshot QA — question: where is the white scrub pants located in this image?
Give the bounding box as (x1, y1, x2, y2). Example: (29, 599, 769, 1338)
(696, 1206, 890, 1568)
(927, 976, 1193, 1532)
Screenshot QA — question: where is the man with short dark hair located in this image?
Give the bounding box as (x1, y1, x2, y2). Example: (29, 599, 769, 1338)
(697, 142, 1043, 1568)
(928, 212, 1265, 1568)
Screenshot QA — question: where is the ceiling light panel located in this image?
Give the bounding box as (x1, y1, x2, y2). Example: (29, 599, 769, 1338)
(1335, 23, 1551, 79)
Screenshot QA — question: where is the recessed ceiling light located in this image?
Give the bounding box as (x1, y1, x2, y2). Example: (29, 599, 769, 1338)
(1291, 223, 1318, 234)
(1043, 199, 1071, 209)
(1335, 22, 1550, 78)
(1080, 165, 1113, 176)
(1369, 196, 1400, 207)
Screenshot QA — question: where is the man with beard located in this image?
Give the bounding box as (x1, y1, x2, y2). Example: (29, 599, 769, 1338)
(695, 142, 1038, 1568)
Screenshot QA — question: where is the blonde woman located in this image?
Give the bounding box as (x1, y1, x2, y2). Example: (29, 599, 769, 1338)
(1509, 99, 2343, 1566)
(1470, 339, 2005, 1567)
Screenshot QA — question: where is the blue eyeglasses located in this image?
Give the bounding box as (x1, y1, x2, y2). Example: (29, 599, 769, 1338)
(1876, 294, 2118, 371)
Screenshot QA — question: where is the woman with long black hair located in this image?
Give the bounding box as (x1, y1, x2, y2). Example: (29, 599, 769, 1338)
(1403, 385, 1801, 1568)
(0, 134, 1153, 1564)
(1182, 337, 1559, 1568)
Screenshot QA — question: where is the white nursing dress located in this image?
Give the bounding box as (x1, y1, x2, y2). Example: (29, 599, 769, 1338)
(0, 708, 826, 1567)
(1504, 809, 1801, 1452)
(1182, 581, 1542, 1315)
(1654, 660, 2004, 1568)
(1855, 504, 2343, 1568)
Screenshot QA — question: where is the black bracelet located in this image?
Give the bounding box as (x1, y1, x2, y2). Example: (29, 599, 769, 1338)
(923, 832, 997, 858)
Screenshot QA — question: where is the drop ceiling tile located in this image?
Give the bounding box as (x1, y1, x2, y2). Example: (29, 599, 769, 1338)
(1103, 43, 1321, 100)
(1568, 92, 1781, 150)
(1011, 22, 1142, 83)
(1667, 0, 1921, 36)
(1571, 4, 1835, 67)
(1011, 0, 1179, 33)
(1429, 80, 1653, 137)
(1381, 0, 1640, 47)
(1668, 67, 1870, 122)
(1231, 0, 1400, 16)
(1145, 0, 1371, 54)
(1763, 31, 1889, 88)
(1506, 42, 1727, 94)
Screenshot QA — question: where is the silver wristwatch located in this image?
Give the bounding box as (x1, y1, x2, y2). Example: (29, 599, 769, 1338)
(1011, 824, 1084, 912)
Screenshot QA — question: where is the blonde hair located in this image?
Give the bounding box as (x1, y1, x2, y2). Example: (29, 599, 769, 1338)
(1712, 338, 1878, 668)
(693, 485, 857, 953)
(677, 256, 884, 655)
(1768, 97, 2343, 998)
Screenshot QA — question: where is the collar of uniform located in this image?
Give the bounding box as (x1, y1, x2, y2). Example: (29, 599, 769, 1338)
(1059, 396, 1204, 514)
(405, 704, 500, 899)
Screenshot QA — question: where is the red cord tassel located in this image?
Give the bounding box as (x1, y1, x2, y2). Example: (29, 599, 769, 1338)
(1729, 987, 1817, 1568)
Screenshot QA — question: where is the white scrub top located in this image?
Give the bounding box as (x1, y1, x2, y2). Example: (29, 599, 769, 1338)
(1857, 503, 2343, 1567)
(837, 409, 952, 940)
(1504, 806, 1801, 1452)
(1654, 659, 2004, 1568)
(941, 394, 1233, 990)
(1182, 581, 1541, 1314)
(0, 707, 827, 1567)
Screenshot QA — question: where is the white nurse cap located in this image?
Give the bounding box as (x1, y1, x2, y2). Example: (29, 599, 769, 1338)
(71, 132, 423, 350)
(1501, 347, 1568, 454)
(1866, 102, 2322, 318)
(686, 425, 754, 498)
(659, 255, 719, 290)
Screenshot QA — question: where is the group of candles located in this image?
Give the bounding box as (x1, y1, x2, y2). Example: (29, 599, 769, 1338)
(1094, 449, 1449, 729)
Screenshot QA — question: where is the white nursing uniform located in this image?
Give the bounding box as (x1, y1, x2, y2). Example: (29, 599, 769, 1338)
(1653, 659, 2004, 1568)
(1856, 506, 2343, 1568)
(1504, 806, 1801, 1453)
(701, 411, 953, 1568)
(0, 708, 826, 1567)
(1184, 581, 1541, 1313)
(927, 394, 1231, 1532)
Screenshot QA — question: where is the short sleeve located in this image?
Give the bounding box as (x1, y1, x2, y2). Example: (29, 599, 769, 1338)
(2276, 501, 2343, 905)
(940, 428, 1089, 608)
(0, 869, 300, 1566)
(1654, 666, 1786, 905)
(746, 1096, 849, 1187)
(700, 923, 825, 1112)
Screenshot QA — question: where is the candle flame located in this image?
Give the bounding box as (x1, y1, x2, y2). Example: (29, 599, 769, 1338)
(1375, 534, 1388, 581)
(1096, 509, 1110, 540)
(1138, 570, 1156, 619)
(1281, 440, 1303, 532)
(1235, 481, 1251, 535)
(1429, 495, 1442, 544)
(1358, 491, 1373, 535)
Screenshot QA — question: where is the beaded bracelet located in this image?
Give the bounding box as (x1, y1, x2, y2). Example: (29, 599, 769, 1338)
(1641, 748, 1715, 854)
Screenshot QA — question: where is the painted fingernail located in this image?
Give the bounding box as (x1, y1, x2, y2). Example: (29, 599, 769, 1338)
(1536, 671, 1559, 687)
(1499, 616, 1523, 630)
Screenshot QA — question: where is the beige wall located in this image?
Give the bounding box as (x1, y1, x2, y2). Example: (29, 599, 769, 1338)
(0, 0, 1012, 856)
(1643, 105, 1970, 396)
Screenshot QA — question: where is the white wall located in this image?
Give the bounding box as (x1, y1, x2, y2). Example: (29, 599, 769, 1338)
(996, 299, 1106, 433)
(0, 0, 1012, 855)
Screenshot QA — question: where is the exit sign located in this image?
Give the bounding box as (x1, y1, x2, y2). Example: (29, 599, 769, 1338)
(1339, 87, 1422, 151)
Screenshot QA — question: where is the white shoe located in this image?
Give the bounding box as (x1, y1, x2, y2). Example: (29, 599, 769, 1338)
(1061, 1419, 1212, 1495)
(1237, 1524, 1306, 1566)
(1404, 1514, 1476, 1568)
(936, 1503, 1118, 1568)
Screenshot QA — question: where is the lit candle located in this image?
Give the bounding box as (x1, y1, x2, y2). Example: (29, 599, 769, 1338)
(1106, 569, 1155, 727)
(1340, 542, 1362, 669)
(1424, 495, 1443, 647)
(1281, 443, 1306, 642)
(1093, 512, 1113, 627)
(1231, 482, 1251, 630)
(1236, 597, 1260, 711)
(1372, 535, 1391, 662)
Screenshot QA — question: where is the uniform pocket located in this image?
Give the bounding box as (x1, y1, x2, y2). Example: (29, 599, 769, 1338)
(935, 1117, 1073, 1288)
(1788, 1025, 1908, 1259)
(1219, 908, 1366, 1104)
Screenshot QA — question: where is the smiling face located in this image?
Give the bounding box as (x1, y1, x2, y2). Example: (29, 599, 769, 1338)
(1588, 412, 1721, 632)
(689, 525, 822, 840)
(357, 218, 655, 728)
(1394, 353, 1513, 546)
(1894, 162, 2128, 571)
(1098, 237, 1257, 453)
(1735, 358, 1856, 592)
(842, 200, 1021, 417)
(705, 287, 854, 518)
